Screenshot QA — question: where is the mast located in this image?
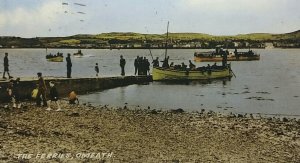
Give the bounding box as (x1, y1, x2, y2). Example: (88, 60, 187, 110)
(164, 21, 169, 60)
(144, 34, 154, 61)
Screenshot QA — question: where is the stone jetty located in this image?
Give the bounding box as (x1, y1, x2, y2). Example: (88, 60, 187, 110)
(0, 76, 152, 101)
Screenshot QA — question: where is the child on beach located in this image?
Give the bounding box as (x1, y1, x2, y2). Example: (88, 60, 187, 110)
(46, 81, 62, 111)
(5, 78, 22, 109)
(69, 91, 79, 104)
(6, 80, 15, 108)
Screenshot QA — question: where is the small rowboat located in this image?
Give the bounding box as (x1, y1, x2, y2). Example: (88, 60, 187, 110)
(46, 53, 63, 62)
(47, 56, 63, 62)
(74, 50, 83, 57)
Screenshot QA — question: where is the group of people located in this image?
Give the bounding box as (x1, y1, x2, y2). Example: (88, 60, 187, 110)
(4, 71, 80, 110)
(164, 59, 196, 71)
(1, 52, 79, 110)
(134, 56, 151, 76)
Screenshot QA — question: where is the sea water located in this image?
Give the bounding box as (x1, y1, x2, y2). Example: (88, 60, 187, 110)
(1, 48, 299, 116)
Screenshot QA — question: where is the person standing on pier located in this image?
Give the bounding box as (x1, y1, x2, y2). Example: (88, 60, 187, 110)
(66, 53, 72, 78)
(95, 63, 99, 77)
(134, 56, 139, 75)
(36, 72, 47, 107)
(120, 55, 126, 76)
(2, 53, 13, 79)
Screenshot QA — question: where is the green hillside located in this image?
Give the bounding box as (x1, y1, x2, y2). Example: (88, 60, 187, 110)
(0, 30, 299, 48)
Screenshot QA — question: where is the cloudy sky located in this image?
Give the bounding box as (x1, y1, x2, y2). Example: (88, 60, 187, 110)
(0, 0, 299, 37)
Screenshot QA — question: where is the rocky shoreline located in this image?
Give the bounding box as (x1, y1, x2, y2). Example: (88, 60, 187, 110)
(1, 101, 300, 162)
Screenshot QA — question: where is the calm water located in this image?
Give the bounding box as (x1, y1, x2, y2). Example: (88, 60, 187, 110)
(1, 48, 299, 116)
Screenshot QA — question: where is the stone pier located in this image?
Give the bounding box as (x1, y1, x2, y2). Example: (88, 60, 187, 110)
(0, 76, 152, 102)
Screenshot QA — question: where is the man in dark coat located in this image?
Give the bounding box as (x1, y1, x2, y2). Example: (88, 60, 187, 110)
(120, 55, 126, 76)
(3, 53, 13, 79)
(66, 53, 72, 78)
(134, 56, 139, 75)
(36, 72, 47, 107)
(95, 63, 99, 77)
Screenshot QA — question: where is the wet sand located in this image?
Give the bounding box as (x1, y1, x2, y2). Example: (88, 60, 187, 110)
(0, 101, 300, 162)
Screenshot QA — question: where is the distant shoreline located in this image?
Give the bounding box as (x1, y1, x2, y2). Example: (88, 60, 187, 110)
(1, 31, 299, 49)
(1, 47, 298, 50)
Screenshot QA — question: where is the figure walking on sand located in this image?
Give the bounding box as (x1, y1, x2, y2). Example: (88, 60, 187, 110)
(47, 81, 62, 111)
(95, 63, 99, 77)
(36, 72, 47, 107)
(12, 78, 22, 108)
(120, 55, 126, 76)
(3, 53, 13, 79)
(6, 80, 15, 108)
(66, 53, 72, 78)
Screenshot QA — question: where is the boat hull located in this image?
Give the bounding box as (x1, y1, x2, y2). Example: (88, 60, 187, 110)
(152, 67, 231, 81)
(47, 56, 63, 62)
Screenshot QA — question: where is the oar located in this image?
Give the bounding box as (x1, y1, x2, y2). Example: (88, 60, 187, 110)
(230, 68, 236, 78)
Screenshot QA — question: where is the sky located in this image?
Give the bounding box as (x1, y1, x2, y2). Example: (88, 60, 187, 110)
(0, 0, 299, 37)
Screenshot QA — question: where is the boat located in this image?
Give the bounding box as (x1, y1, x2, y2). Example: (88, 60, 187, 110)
(152, 22, 233, 81)
(152, 66, 232, 81)
(46, 53, 63, 62)
(194, 47, 260, 62)
(73, 49, 83, 57)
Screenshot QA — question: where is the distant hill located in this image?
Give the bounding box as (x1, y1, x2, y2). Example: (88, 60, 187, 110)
(0, 30, 299, 48)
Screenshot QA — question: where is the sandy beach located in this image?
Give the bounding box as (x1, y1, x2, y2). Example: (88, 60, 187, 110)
(0, 101, 300, 162)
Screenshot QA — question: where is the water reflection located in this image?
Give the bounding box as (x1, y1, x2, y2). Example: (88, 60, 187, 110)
(156, 78, 230, 86)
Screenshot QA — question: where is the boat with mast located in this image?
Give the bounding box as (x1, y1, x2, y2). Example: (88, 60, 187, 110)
(152, 22, 233, 81)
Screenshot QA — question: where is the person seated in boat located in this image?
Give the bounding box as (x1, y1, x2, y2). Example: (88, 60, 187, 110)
(46, 53, 52, 59)
(169, 62, 174, 68)
(206, 64, 212, 74)
(161, 56, 170, 68)
(234, 48, 240, 60)
(206, 64, 211, 70)
(248, 50, 254, 56)
(152, 57, 159, 67)
(174, 64, 181, 69)
(181, 62, 187, 70)
(211, 62, 218, 69)
(189, 60, 196, 70)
